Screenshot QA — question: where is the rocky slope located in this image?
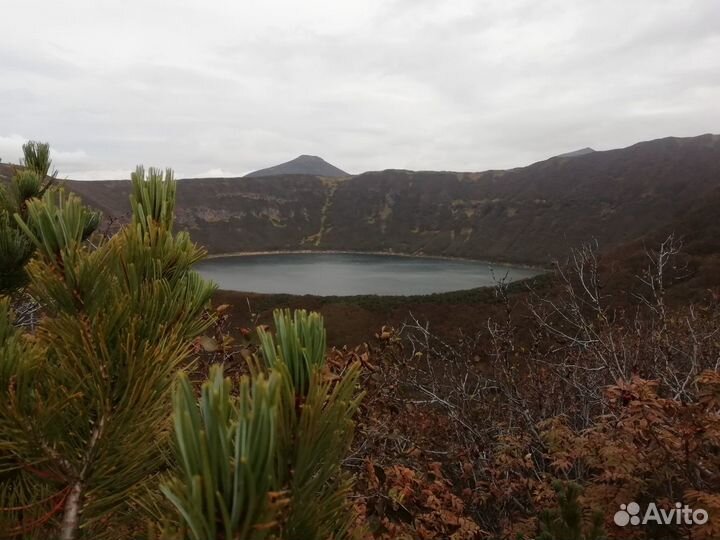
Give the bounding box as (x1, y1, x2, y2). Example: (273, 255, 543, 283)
(58, 133, 720, 265)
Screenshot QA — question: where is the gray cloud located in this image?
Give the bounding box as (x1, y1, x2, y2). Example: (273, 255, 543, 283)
(0, 0, 718, 179)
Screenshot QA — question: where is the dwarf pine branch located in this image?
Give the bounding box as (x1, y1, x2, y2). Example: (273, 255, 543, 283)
(0, 154, 216, 538)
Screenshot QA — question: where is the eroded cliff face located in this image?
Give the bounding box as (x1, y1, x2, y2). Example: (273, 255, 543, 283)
(62, 134, 720, 265)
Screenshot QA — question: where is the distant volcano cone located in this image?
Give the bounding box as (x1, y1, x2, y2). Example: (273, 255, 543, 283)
(245, 155, 348, 177)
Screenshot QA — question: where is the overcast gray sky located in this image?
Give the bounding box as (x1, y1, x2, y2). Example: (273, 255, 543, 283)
(1, 0, 718, 179)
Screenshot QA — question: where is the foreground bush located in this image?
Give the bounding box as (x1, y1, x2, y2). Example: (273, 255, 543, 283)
(0, 148, 364, 539)
(0, 166, 215, 538)
(160, 309, 363, 539)
(0, 141, 76, 293)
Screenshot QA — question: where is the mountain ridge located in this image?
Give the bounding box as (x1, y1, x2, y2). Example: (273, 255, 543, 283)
(53, 133, 720, 266)
(245, 155, 348, 178)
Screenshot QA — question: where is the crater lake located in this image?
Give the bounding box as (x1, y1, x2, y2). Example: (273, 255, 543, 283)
(195, 253, 541, 296)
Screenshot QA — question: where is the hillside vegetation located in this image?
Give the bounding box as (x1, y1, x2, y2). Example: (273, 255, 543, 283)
(57, 133, 720, 265)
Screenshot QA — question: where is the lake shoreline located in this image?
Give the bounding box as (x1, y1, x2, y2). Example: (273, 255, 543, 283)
(202, 249, 549, 272)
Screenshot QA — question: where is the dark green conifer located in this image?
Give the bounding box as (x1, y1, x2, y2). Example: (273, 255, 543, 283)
(0, 163, 215, 539)
(536, 482, 606, 540)
(0, 141, 68, 292)
(1, 146, 363, 539)
(160, 308, 363, 539)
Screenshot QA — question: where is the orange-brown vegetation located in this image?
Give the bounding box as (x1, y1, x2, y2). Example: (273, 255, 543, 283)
(195, 233, 720, 539)
(337, 238, 719, 539)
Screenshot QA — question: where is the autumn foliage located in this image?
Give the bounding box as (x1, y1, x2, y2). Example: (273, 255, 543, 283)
(343, 239, 720, 539)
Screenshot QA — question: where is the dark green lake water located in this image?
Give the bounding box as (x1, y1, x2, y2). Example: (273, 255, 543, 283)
(195, 253, 540, 296)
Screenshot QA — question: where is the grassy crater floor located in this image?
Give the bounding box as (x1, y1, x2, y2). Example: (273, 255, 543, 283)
(213, 273, 554, 346)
